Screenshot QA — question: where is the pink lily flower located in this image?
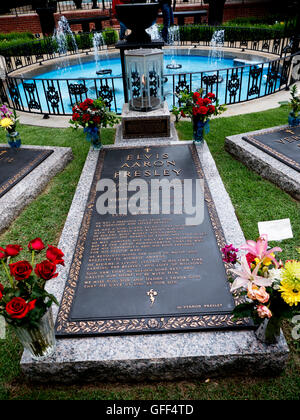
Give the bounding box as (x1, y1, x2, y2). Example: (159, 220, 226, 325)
(230, 255, 273, 292)
(240, 234, 282, 268)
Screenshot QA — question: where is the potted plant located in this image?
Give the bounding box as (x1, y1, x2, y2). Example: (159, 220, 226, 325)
(0, 238, 64, 360)
(70, 97, 120, 150)
(172, 89, 226, 145)
(0, 105, 21, 148)
(222, 235, 300, 345)
(288, 84, 300, 127)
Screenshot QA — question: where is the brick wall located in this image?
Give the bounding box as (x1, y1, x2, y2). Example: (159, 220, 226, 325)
(0, 14, 42, 34)
(54, 9, 112, 32)
(0, 2, 271, 35)
(222, 2, 271, 22)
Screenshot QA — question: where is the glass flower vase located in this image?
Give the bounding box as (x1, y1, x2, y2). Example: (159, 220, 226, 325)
(6, 131, 21, 149)
(193, 118, 210, 145)
(13, 308, 56, 361)
(91, 133, 102, 150)
(288, 112, 300, 127)
(84, 126, 102, 150)
(255, 316, 281, 345)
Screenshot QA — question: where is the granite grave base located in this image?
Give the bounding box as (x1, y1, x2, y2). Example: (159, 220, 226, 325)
(115, 121, 179, 144)
(225, 125, 300, 200)
(20, 141, 289, 383)
(0, 144, 73, 234)
(121, 102, 171, 139)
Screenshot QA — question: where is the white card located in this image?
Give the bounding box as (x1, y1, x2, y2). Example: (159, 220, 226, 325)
(258, 218, 293, 242)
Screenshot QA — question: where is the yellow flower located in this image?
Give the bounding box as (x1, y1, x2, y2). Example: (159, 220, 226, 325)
(279, 280, 300, 306)
(279, 261, 300, 306)
(282, 260, 300, 283)
(0, 118, 13, 129)
(262, 253, 275, 266)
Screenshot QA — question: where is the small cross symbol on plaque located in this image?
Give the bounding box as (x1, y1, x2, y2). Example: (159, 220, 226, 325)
(147, 289, 158, 306)
(144, 147, 151, 153)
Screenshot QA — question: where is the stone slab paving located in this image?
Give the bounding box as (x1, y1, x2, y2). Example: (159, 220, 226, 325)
(20, 141, 289, 383)
(0, 144, 73, 234)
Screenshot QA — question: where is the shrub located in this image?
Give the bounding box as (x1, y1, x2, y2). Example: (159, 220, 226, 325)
(179, 25, 285, 44)
(0, 29, 119, 58)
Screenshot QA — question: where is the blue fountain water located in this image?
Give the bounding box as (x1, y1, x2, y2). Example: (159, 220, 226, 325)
(18, 53, 276, 114)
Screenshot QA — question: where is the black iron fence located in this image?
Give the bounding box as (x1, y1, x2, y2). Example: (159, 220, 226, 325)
(1, 52, 299, 117)
(0, 29, 299, 116)
(1, 29, 293, 75)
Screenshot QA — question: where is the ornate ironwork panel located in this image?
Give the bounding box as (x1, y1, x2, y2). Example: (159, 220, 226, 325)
(272, 39, 281, 54)
(7, 79, 21, 109)
(14, 56, 23, 68)
(5, 57, 13, 73)
(45, 83, 61, 113)
(262, 41, 270, 51)
(98, 81, 113, 110)
(23, 82, 41, 111)
(175, 76, 190, 96)
(68, 82, 88, 105)
(265, 62, 279, 94)
(248, 66, 262, 96)
(280, 58, 291, 86)
(0, 80, 8, 104)
(202, 74, 218, 94)
(227, 72, 240, 99)
(175, 75, 190, 106)
(131, 71, 141, 98)
(149, 70, 159, 98)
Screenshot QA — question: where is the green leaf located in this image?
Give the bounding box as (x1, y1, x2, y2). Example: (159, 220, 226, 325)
(233, 302, 255, 319)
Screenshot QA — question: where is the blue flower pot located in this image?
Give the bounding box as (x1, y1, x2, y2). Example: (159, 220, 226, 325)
(193, 118, 210, 145)
(288, 112, 300, 127)
(6, 131, 21, 149)
(84, 126, 102, 150)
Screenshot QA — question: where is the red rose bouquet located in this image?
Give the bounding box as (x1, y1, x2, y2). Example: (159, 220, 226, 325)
(173, 89, 226, 121)
(70, 97, 120, 149)
(0, 238, 63, 328)
(172, 89, 226, 144)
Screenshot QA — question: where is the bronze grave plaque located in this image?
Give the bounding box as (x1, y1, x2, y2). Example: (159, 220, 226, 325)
(56, 144, 249, 337)
(243, 125, 300, 172)
(0, 147, 53, 199)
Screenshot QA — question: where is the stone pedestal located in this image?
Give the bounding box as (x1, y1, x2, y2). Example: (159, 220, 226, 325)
(121, 101, 171, 139)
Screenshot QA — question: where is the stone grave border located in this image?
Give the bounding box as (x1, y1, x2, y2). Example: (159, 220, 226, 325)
(20, 141, 289, 383)
(0, 144, 73, 234)
(225, 125, 300, 200)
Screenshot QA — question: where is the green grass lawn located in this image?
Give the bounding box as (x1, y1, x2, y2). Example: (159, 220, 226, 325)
(0, 106, 299, 400)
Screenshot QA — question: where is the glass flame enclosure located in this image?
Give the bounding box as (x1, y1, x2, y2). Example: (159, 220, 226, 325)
(125, 48, 164, 112)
